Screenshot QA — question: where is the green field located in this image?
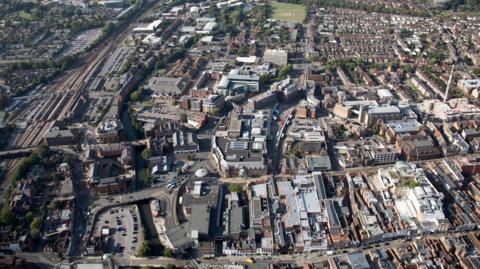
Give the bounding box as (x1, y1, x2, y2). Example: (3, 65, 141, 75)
(270, 1, 306, 23)
(18, 10, 34, 21)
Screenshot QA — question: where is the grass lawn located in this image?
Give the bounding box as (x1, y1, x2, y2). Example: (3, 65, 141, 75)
(18, 10, 34, 21)
(270, 1, 306, 23)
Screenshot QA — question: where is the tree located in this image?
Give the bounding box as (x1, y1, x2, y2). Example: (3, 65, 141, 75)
(130, 89, 142, 102)
(277, 64, 293, 79)
(121, 59, 132, 73)
(176, 168, 183, 175)
(164, 248, 175, 258)
(259, 74, 272, 88)
(211, 107, 221, 116)
(35, 145, 50, 160)
(180, 113, 188, 123)
(25, 212, 34, 223)
(0, 94, 8, 110)
(30, 217, 44, 238)
(136, 240, 152, 257)
(62, 153, 74, 163)
(465, 56, 474, 66)
(31, 217, 43, 230)
(0, 206, 15, 225)
(145, 175, 152, 187)
(228, 183, 243, 193)
(402, 64, 413, 74)
(141, 148, 152, 160)
(474, 68, 480, 77)
(49, 200, 59, 210)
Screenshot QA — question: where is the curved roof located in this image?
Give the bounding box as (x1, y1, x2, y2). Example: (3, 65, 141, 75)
(195, 168, 208, 177)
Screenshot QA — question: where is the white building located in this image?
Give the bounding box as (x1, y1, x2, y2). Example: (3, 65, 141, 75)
(132, 19, 163, 34)
(458, 79, 480, 98)
(375, 162, 448, 232)
(263, 49, 288, 66)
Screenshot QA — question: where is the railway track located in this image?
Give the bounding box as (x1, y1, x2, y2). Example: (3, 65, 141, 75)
(6, 0, 157, 151)
(9, 25, 133, 150)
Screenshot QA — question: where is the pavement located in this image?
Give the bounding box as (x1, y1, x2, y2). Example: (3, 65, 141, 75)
(121, 256, 187, 267)
(84, 186, 176, 255)
(322, 152, 480, 177)
(93, 205, 143, 256)
(15, 252, 60, 268)
(209, 230, 480, 267)
(69, 161, 93, 257)
(17, 228, 477, 268)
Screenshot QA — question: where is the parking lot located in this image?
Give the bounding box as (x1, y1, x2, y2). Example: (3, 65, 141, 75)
(93, 204, 143, 256)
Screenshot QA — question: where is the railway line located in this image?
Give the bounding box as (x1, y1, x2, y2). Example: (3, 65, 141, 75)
(6, 24, 133, 150)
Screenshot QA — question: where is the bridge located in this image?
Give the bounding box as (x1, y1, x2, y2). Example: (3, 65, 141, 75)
(0, 139, 148, 159)
(0, 147, 36, 158)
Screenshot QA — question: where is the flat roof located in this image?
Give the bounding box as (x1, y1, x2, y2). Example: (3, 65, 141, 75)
(368, 106, 401, 115)
(165, 222, 194, 249)
(228, 118, 242, 133)
(77, 264, 104, 269)
(313, 173, 327, 200)
(306, 155, 331, 169)
(229, 206, 245, 235)
(326, 199, 340, 227)
(189, 203, 211, 236)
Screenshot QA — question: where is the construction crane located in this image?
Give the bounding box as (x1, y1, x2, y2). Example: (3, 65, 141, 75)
(444, 64, 455, 103)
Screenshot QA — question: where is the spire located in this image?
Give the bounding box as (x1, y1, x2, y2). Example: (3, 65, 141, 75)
(444, 64, 455, 103)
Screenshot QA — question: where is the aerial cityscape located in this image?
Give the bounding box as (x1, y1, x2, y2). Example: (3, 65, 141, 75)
(1, 0, 480, 268)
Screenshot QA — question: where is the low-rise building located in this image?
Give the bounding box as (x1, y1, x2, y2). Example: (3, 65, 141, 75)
(216, 68, 260, 96)
(397, 135, 441, 161)
(44, 128, 76, 146)
(95, 119, 123, 143)
(173, 130, 199, 154)
(376, 162, 449, 232)
(271, 77, 301, 103)
(458, 79, 480, 98)
(202, 94, 225, 113)
(263, 49, 288, 66)
(148, 76, 190, 99)
(211, 109, 268, 178)
(247, 90, 278, 110)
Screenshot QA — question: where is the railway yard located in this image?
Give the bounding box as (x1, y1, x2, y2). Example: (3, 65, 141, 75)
(0, 0, 159, 178)
(3, 0, 480, 268)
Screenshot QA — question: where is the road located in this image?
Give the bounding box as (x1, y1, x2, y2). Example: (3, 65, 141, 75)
(16, 228, 477, 268)
(322, 152, 480, 177)
(121, 256, 187, 267)
(208, 230, 480, 266)
(84, 185, 177, 254)
(15, 252, 60, 268)
(69, 161, 93, 257)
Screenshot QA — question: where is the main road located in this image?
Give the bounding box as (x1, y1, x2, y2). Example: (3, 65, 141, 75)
(205, 230, 479, 267)
(322, 152, 480, 177)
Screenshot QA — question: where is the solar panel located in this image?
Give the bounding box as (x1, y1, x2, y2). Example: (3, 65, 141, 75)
(229, 140, 248, 150)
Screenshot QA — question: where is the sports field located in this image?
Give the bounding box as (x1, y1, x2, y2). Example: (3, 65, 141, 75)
(270, 1, 306, 23)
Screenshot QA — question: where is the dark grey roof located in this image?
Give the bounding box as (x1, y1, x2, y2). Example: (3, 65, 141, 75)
(189, 204, 211, 236)
(45, 129, 74, 138)
(216, 137, 263, 162)
(182, 177, 219, 210)
(313, 173, 327, 200)
(165, 222, 194, 249)
(326, 200, 340, 228)
(228, 206, 245, 235)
